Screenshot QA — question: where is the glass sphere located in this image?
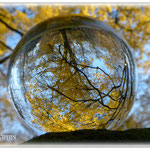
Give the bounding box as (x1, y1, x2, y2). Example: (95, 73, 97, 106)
(7, 15, 137, 135)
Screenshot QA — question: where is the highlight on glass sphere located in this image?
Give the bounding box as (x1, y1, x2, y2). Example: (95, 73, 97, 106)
(7, 15, 137, 135)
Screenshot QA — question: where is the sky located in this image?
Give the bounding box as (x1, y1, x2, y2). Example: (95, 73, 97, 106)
(0, 4, 150, 144)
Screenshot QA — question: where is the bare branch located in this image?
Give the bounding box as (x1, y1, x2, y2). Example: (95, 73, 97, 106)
(0, 40, 13, 51)
(0, 68, 6, 78)
(0, 18, 23, 36)
(58, 32, 118, 109)
(104, 65, 129, 127)
(76, 63, 116, 86)
(45, 82, 101, 103)
(0, 53, 11, 64)
(35, 76, 101, 103)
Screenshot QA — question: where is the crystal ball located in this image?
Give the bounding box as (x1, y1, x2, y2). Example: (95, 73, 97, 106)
(7, 15, 137, 135)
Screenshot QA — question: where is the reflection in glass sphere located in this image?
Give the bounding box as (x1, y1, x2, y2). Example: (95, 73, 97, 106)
(7, 15, 137, 135)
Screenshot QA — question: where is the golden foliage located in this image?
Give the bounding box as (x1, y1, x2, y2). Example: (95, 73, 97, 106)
(0, 5, 149, 134)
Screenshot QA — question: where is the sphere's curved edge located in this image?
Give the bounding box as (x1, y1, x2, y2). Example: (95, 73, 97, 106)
(6, 14, 138, 133)
(113, 38, 138, 130)
(121, 39, 138, 96)
(7, 15, 125, 79)
(7, 15, 111, 85)
(7, 87, 41, 136)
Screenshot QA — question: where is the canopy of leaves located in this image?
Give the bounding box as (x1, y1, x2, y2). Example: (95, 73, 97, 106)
(8, 17, 135, 133)
(0, 4, 150, 143)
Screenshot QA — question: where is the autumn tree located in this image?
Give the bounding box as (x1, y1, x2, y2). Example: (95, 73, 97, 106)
(0, 4, 150, 143)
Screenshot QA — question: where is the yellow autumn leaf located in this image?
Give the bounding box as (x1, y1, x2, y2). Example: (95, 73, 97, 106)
(0, 50, 3, 55)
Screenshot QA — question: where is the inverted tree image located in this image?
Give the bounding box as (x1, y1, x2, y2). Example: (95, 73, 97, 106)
(0, 5, 149, 143)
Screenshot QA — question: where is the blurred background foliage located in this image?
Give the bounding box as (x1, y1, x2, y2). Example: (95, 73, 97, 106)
(0, 4, 150, 144)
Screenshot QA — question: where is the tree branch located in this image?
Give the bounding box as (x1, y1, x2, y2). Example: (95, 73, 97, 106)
(0, 40, 13, 51)
(0, 53, 11, 64)
(76, 63, 116, 86)
(0, 68, 6, 78)
(35, 76, 101, 103)
(0, 18, 24, 36)
(59, 44, 117, 109)
(104, 64, 129, 127)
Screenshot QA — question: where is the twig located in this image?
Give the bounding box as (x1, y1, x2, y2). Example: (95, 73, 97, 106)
(0, 53, 11, 64)
(0, 40, 13, 51)
(0, 18, 23, 36)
